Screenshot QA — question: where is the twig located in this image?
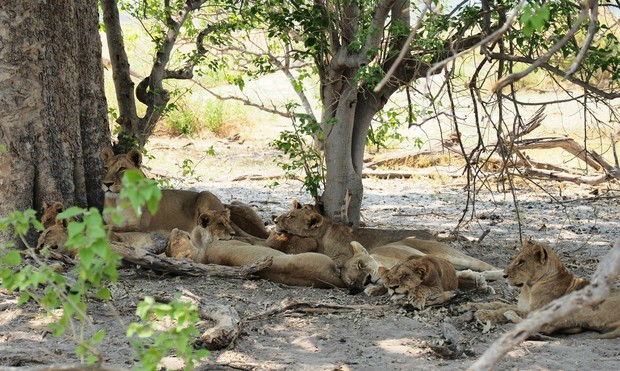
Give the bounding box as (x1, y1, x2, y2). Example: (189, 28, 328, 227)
(468, 238, 620, 371)
(373, 0, 431, 92)
(246, 297, 390, 321)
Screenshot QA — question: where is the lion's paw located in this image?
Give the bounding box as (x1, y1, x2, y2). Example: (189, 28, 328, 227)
(364, 284, 387, 296)
(475, 309, 506, 324)
(503, 310, 523, 324)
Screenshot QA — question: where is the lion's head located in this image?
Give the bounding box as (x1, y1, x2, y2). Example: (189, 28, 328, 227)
(340, 241, 381, 294)
(191, 209, 236, 246)
(273, 207, 325, 237)
(379, 256, 429, 303)
(41, 201, 66, 229)
(504, 240, 564, 288)
(100, 147, 144, 195)
(36, 219, 74, 258)
(379, 255, 457, 306)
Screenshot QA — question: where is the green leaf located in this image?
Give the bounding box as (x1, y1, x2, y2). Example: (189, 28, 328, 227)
(58, 206, 84, 220)
(4, 250, 22, 266)
(92, 329, 106, 343)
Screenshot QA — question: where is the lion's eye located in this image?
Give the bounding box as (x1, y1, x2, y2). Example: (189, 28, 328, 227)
(517, 259, 524, 266)
(118, 166, 127, 172)
(357, 262, 365, 269)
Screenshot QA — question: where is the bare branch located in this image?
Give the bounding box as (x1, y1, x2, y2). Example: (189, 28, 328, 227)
(374, 0, 430, 92)
(566, 0, 599, 77)
(493, 5, 588, 92)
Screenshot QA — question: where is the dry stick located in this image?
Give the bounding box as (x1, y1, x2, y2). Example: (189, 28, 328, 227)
(109, 241, 273, 278)
(468, 238, 620, 371)
(246, 297, 390, 321)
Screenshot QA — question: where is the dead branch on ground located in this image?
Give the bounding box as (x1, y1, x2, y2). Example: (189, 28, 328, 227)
(246, 297, 390, 321)
(468, 238, 620, 371)
(109, 242, 272, 278)
(157, 289, 241, 350)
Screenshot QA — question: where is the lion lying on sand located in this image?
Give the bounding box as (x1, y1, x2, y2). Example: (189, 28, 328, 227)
(379, 255, 459, 310)
(167, 210, 345, 289)
(341, 241, 502, 295)
(100, 147, 268, 239)
(465, 240, 620, 338)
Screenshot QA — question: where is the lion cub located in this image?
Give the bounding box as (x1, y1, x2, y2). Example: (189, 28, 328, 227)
(379, 255, 458, 310)
(466, 240, 620, 338)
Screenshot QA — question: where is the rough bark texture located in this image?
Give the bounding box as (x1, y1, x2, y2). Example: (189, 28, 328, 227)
(0, 0, 109, 244)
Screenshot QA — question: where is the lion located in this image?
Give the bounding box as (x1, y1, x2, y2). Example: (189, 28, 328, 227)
(36, 218, 74, 258)
(341, 241, 503, 295)
(273, 206, 436, 264)
(41, 201, 67, 228)
(174, 209, 345, 288)
(465, 240, 620, 338)
(378, 255, 459, 310)
(100, 147, 268, 238)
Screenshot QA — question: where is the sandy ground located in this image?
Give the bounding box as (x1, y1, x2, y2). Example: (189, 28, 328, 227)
(2, 126, 620, 370)
(2, 77, 620, 370)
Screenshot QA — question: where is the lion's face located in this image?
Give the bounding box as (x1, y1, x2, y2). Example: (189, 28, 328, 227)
(36, 220, 74, 258)
(194, 209, 236, 243)
(380, 257, 426, 303)
(41, 201, 65, 229)
(504, 240, 556, 287)
(100, 147, 144, 195)
(274, 208, 324, 237)
(340, 241, 381, 294)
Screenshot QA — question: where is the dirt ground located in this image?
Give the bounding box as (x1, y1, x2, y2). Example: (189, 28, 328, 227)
(3, 92, 620, 370)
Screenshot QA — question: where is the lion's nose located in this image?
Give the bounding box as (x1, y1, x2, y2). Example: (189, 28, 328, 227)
(103, 181, 114, 189)
(503, 273, 508, 278)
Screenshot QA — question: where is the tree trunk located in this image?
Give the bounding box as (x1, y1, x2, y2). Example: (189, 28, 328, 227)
(0, 0, 109, 244)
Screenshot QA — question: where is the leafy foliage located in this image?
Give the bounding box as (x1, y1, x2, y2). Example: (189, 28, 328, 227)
(127, 296, 209, 371)
(0, 207, 118, 364)
(0, 168, 206, 367)
(271, 107, 325, 201)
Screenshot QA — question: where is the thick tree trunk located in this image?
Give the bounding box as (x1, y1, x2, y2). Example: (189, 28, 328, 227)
(0, 0, 109, 244)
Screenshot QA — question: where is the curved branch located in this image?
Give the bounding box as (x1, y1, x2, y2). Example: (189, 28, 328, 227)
(488, 53, 620, 99)
(493, 4, 588, 92)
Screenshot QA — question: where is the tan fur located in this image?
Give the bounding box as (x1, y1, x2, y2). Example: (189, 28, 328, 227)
(273, 207, 435, 264)
(181, 210, 344, 288)
(379, 255, 459, 310)
(264, 230, 319, 254)
(100, 147, 268, 238)
(466, 240, 620, 338)
(36, 219, 73, 258)
(41, 201, 66, 229)
(341, 241, 502, 295)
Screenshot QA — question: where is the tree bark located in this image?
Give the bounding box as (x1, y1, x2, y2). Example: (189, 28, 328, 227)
(0, 0, 109, 244)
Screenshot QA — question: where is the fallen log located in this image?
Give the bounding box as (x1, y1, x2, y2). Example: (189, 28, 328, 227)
(109, 242, 272, 279)
(246, 297, 390, 320)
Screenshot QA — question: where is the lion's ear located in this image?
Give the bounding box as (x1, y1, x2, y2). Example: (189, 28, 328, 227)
(531, 243, 548, 264)
(378, 266, 390, 278)
(198, 214, 210, 228)
(126, 149, 143, 167)
(292, 199, 301, 209)
(415, 265, 428, 279)
(350, 241, 369, 256)
(307, 213, 323, 229)
(100, 147, 114, 163)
